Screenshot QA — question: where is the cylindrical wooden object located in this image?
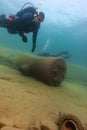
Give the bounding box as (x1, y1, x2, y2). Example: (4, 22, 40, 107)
(16, 54, 66, 86)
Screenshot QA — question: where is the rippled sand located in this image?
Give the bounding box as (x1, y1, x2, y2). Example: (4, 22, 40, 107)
(0, 46, 87, 129)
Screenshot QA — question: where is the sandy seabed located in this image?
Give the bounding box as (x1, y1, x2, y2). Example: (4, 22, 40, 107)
(0, 46, 87, 130)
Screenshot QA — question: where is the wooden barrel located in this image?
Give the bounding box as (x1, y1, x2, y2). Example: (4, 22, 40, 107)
(16, 54, 66, 86)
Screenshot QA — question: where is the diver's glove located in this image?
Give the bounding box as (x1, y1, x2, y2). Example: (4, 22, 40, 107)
(22, 35, 28, 42)
(32, 45, 36, 52)
(32, 47, 35, 52)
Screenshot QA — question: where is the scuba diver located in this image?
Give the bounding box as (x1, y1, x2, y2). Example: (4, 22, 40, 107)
(38, 51, 71, 60)
(0, 2, 45, 52)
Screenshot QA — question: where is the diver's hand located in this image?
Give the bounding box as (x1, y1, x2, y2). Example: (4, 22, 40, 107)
(32, 45, 36, 52)
(22, 36, 28, 42)
(32, 47, 35, 52)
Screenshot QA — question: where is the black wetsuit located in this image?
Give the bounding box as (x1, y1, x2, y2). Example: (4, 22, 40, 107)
(0, 7, 40, 52)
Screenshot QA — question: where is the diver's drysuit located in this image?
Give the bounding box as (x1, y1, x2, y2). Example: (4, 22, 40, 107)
(0, 4, 40, 52)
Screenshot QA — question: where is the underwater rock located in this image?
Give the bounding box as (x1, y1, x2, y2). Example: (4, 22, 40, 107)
(0, 117, 14, 128)
(29, 117, 41, 130)
(16, 54, 66, 86)
(41, 118, 58, 130)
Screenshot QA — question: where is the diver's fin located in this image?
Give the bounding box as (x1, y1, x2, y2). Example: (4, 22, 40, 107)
(0, 14, 6, 20)
(0, 14, 8, 27)
(56, 51, 68, 56)
(56, 51, 71, 59)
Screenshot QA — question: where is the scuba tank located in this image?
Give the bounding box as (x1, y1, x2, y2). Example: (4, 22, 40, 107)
(16, 2, 38, 17)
